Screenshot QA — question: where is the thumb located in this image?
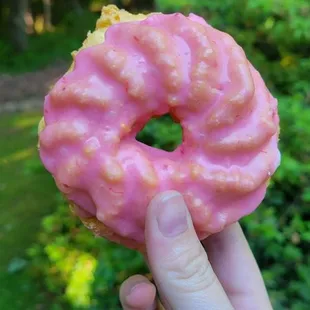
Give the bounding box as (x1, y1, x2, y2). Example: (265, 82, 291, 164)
(145, 191, 233, 310)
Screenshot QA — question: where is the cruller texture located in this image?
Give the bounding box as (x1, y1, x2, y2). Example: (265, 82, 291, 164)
(38, 5, 280, 249)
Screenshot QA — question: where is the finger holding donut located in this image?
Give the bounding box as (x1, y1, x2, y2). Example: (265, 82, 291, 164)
(119, 191, 272, 310)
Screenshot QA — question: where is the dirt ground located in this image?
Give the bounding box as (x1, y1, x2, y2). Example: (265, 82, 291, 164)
(0, 61, 68, 105)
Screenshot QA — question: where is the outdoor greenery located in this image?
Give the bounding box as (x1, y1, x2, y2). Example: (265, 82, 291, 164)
(0, 0, 309, 309)
(0, 112, 57, 309)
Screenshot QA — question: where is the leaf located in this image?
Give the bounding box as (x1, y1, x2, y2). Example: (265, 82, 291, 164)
(302, 231, 310, 242)
(301, 188, 310, 202)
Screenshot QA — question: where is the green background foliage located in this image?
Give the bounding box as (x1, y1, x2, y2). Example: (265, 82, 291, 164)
(0, 0, 309, 309)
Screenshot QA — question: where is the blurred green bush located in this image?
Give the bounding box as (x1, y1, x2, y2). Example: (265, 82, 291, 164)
(28, 195, 148, 309)
(24, 0, 310, 309)
(0, 9, 99, 73)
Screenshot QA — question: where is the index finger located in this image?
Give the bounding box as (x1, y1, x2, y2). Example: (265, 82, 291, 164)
(202, 222, 273, 310)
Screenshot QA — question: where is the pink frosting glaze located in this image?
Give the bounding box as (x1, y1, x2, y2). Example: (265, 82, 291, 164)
(39, 12, 280, 246)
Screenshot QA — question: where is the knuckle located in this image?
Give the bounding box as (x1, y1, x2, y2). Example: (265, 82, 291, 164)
(165, 243, 216, 292)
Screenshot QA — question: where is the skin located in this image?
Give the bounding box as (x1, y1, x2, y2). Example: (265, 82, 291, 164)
(119, 190, 273, 310)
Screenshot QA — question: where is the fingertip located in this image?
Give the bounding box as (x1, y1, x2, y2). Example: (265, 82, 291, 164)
(126, 282, 156, 309)
(146, 190, 188, 243)
(120, 275, 156, 310)
(148, 190, 182, 212)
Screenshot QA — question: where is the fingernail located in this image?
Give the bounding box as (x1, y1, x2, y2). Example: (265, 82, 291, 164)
(126, 282, 145, 305)
(129, 282, 143, 296)
(156, 192, 188, 237)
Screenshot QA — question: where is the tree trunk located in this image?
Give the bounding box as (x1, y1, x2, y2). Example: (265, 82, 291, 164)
(25, 4, 34, 34)
(9, 0, 28, 52)
(42, 0, 52, 31)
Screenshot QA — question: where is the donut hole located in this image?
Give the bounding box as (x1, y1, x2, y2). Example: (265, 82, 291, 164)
(136, 114, 182, 152)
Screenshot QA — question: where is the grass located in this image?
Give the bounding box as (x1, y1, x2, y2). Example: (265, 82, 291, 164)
(0, 111, 58, 309)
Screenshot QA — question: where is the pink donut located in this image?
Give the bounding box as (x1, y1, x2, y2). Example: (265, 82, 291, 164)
(38, 6, 280, 250)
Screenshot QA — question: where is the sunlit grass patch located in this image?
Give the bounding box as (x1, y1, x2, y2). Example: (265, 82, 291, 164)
(0, 147, 34, 165)
(13, 114, 41, 130)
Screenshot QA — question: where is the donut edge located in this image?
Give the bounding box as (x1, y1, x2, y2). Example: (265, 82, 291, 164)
(68, 202, 145, 252)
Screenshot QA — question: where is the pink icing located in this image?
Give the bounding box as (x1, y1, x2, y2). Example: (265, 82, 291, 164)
(39, 12, 280, 245)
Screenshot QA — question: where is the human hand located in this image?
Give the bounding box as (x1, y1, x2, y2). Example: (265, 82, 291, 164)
(119, 191, 273, 310)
